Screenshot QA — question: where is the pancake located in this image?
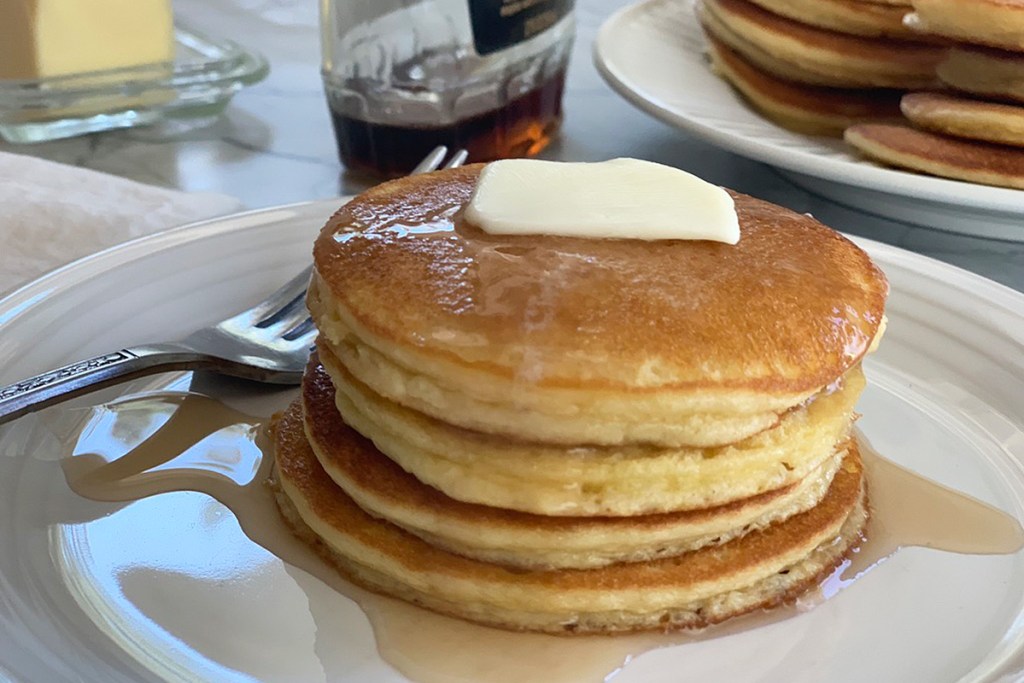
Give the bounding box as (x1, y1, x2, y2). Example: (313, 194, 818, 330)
(743, 0, 916, 38)
(852, 0, 910, 6)
(904, 0, 1024, 51)
(707, 36, 903, 136)
(301, 356, 849, 569)
(901, 92, 1024, 148)
(701, 3, 845, 86)
(937, 47, 1024, 105)
(310, 280, 784, 449)
(317, 339, 863, 516)
(699, 0, 944, 89)
(272, 399, 869, 633)
(845, 124, 1024, 189)
(310, 165, 887, 450)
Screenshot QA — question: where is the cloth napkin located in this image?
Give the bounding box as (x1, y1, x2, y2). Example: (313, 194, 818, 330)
(0, 151, 244, 295)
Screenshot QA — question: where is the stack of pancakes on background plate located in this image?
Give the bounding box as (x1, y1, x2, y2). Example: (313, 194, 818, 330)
(846, 1, 1024, 189)
(698, 0, 1024, 189)
(271, 165, 889, 633)
(698, 0, 942, 135)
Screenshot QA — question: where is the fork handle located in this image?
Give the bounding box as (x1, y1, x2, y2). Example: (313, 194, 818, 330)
(0, 344, 202, 426)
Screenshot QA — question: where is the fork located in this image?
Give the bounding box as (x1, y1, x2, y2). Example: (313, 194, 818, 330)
(0, 146, 469, 426)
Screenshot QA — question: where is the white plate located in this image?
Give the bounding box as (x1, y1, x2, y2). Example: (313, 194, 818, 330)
(2, 203, 1024, 682)
(593, 0, 1024, 241)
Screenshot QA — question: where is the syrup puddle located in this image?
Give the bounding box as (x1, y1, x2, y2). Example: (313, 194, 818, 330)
(58, 391, 1024, 683)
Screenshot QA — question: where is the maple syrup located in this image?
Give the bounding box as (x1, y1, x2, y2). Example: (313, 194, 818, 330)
(58, 393, 1024, 683)
(320, 0, 574, 177)
(330, 69, 566, 178)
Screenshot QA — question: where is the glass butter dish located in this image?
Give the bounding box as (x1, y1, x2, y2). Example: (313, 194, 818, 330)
(0, 24, 268, 144)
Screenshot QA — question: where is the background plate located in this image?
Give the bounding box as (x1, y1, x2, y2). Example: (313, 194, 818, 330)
(1, 203, 1024, 681)
(593, 0, 1024, 241)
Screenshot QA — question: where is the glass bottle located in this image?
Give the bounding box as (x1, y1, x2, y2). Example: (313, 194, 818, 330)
(320, 0, 575, 176)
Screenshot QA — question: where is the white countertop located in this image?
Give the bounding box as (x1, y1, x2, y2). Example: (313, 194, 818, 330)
(3, 0, 1022, 292)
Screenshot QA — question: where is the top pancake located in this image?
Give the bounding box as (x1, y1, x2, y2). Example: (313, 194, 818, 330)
(313, 165, 887, 401)
(743, 0, 917, 39)
(701, 0, 944, 89)
(905, 0, 1024, 51)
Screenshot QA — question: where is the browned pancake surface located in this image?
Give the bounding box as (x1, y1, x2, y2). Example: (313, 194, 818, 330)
(937, 46, 1024, 105)
(851, 0, 910, 6)
(846, 124, 1024, 188)
(274, 398, 864, 591)
(744, 0, 918, 38)
(709, 35, 903, 126)
(313, 165, 887, 395)
(901, 92, 1024, 147)
(907, 0, 1024, 51)
(902, 91, 1024, 119)
(708, 0, 940, 60)
(302, 357, 804, 532)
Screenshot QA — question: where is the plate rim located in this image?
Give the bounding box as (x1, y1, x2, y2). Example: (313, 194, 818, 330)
(592, 0, 1024, 217)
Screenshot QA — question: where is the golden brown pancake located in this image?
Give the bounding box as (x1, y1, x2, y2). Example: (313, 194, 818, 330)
(701, 3, 846, 86)
(845, 124, 1024, 189)
(708, 35, 904, 136)
(937, 47, 1024, 105)
(901, 92, 1024, 148)
(311, 165, 888, 449)
(699, 0, 944, 88)
(743, 0, 916, 38)
(904, 0, 1024, 51)
(316, 337, 864, 517)
(272, 399, 868, 633)
(300, 356, 851, 569)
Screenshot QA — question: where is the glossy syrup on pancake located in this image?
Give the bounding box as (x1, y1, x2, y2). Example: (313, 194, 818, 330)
(314, 165, 887, 397)
(55, 387, 1024, 682)
(311, 166, 889, 460)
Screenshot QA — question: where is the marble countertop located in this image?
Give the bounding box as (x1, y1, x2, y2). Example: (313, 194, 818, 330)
(2, 0, 1022, 292)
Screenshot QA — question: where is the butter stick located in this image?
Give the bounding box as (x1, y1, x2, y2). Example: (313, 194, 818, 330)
(465, 158, 740, 244)
(0, 0, 174, 80)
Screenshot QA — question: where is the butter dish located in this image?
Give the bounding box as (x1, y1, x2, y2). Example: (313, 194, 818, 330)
(0, 24, 268, 143)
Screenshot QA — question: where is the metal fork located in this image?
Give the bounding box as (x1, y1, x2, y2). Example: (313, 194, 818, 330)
(0, 146, 469, 426)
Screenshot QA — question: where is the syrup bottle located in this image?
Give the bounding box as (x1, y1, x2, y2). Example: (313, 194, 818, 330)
(320, 0, 575, 176)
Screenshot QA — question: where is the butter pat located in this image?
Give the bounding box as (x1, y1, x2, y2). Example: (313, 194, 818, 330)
(0, 0, 174, 80)
(465, 158, 740, 244)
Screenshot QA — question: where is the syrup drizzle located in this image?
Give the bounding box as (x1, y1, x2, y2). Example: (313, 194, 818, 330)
(59, 392, 1024, 683)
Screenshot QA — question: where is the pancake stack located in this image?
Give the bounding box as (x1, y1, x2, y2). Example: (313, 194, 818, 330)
(271, 164, 889, 633)
(845, 1, 1024, 189)
(698, 0, 944, 135)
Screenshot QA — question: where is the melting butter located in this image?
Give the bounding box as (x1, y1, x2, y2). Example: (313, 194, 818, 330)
(902, 13, 926, 32)
(465, 158, 740, 243)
